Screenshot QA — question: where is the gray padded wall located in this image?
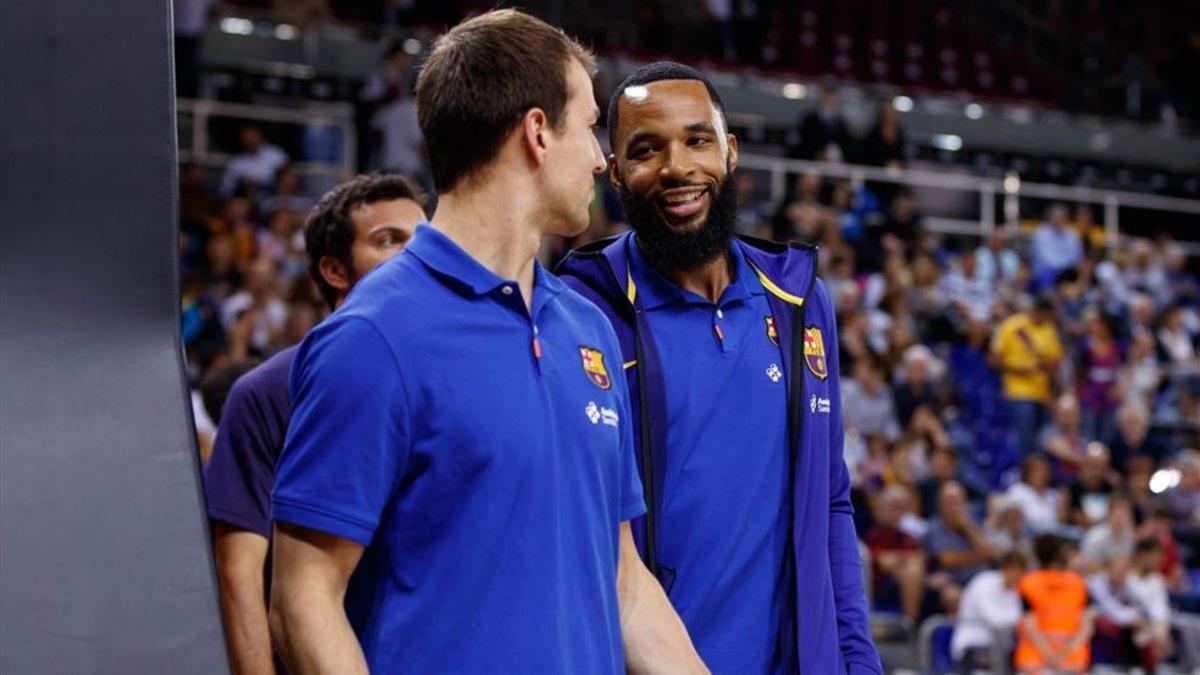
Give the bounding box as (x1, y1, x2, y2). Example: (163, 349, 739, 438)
(0, 1, 228, 672)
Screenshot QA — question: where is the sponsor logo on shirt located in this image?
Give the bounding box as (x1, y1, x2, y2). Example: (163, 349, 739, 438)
(803, 327, 829, 380)
(579, 346, 612, 390)
(765, 315, 779, 346)
(585, 401, 620, 427)
(765, 363, 783, 383)
(810, 394, 831, 414)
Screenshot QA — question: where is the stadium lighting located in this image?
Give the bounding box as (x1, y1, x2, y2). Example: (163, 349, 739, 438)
(219, 17, 254, 35)
(964, 103, 984, 119)
(403, 38, 422, 55)
(932, 133, 962, 151)
(274, 24, 299, 40)
(782, 83, 807, 100)
(1003, 171, 1021, 193)
(892, 95, 914, 112)
(1149, 468, 1181, 494)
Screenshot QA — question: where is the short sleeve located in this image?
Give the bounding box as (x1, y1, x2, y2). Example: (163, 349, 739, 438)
(204, 381, 277, 538)
(272, 316, 410, 546)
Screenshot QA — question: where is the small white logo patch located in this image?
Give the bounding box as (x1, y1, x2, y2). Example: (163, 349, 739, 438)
(765, 363, 783, 383)
(810, 394, 832, 414)
(586, 401, 620, 427)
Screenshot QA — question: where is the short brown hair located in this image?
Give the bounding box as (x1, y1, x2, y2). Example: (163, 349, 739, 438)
(305, 173, 427, 309)
(415, 9, 595, 193)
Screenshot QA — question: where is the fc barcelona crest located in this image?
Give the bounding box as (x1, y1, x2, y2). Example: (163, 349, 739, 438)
(765, 316, 779, 346)
(803, 327, 829, 380)
(579, 346, 612, 390)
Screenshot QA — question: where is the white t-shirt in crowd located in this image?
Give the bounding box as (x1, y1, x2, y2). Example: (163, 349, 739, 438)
(1005, 482, 1062, 533)
(951, 570, 1022, 660)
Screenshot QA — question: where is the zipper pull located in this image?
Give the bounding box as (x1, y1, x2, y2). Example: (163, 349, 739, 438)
(532, 325, 543, 371)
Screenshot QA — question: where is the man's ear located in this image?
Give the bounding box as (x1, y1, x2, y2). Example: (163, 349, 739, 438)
(318, 255, 351, 295)
(521, 107, 550, 168)
(607, 154, 621, 191)
(726, 133, 739, 173)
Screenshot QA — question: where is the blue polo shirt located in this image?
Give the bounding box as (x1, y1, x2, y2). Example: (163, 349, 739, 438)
(629, 238, 791, 674)
(273, 224, 645, 674)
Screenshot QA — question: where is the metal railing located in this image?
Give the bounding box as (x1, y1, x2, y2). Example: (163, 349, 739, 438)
(736, 154, 1200, 254)
(173, 98, 1200, 253)
(176, 98, 357, 185)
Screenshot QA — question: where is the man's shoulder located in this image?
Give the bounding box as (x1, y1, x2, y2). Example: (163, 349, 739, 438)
(226, 345, 298, 408)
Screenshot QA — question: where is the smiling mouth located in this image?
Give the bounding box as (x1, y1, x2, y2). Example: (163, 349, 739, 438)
(656, 185, 710, 223)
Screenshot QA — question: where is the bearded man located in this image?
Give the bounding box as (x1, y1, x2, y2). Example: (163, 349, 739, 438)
(559, 61, 881, 674)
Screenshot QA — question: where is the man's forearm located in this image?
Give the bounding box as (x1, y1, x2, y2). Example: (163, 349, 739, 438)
(214, 526, 275, 675)
(270, 589, 367, 675)
(618, 557, 708, 675)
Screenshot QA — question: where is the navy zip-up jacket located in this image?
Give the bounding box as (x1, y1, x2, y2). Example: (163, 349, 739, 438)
(558, 232, 882, 675)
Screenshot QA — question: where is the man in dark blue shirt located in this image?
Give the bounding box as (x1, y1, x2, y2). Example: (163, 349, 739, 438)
(203, 173, 426, 674)
(559, 62, 882, 674)
(268, 11, 703, 675)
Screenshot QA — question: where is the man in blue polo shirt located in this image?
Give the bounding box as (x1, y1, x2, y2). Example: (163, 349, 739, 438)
(268, 11, 704, 675)
(559, 62, 882, 674)
(203, 173, 426, 674)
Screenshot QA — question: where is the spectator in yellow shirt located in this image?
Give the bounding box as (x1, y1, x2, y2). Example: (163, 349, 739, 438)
(991, 295, 1064, 457)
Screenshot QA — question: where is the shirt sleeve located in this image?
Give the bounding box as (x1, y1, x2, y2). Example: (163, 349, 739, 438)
(272, 316, 410, 546)
(820, 281, 884, 674)
(203, 380, 277, 538)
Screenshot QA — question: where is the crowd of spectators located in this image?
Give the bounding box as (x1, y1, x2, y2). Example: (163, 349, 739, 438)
(181, 80, 1199, 675)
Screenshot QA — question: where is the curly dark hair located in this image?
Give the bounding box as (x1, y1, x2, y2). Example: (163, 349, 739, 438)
(304, 174, 426, 309)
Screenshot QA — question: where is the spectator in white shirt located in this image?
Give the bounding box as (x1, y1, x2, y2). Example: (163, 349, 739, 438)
(1005, 454, 1064, 535)
(1089, 539, 1172, 669)
(220, 125, 290, 197)
(1080, 495, 1136, 574)
(952, 551, 1029, 669)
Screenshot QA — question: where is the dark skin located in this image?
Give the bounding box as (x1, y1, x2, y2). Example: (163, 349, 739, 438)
(610, 80, 739, 302)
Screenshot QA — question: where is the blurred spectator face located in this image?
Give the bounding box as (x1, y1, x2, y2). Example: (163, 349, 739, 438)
(1130, 294, 1156, 325)
(206, 234, 235, 271)
(347, 198, 425, 282)
(987, 229, 1008, 251)
(1047, 203, 1069, 229)
(181, 163, 207, 187)
(1134, 543, 1163, 573)
(796, 171, 821, 200)
(999, 503, 1024, 534)
(1024, 455, 1051, 490)
(245, 259, 279, 297)
(611, 79, 739, 269)
(1073, 204, 1095, 227)
(911, 254, 939, 286)
(240, 125, 264, 153)
(223, 196, 252, 226)
(1081, 442, 1110, 476)
(875, 487, 908, 528)
(274, 165, 301, 195)
(1106, 554, 1131, 585)
(890, 192, 915, 221)
(960, 251, 977, 278)
(1117, 402, 1150, 445)
(938, 482, 968, 523)
(930, 447, 957, 481)
(735, 173, 755, 206)
(1054, 395, 1081, 431)
(1108, 498, 1133, 532)
(1000, 554, 1029, 587)
(853, 358, 882, 388)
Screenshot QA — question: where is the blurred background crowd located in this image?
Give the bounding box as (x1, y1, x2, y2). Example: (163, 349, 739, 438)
(176, 0, 1200, 672)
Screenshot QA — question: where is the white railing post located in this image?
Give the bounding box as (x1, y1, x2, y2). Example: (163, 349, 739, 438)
(981, 183, 996, 237)
(1104, 194, 1119, 253)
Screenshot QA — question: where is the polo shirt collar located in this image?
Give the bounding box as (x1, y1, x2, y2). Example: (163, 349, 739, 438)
(628, 234, 762, 310)
(406, 223, 562, 299)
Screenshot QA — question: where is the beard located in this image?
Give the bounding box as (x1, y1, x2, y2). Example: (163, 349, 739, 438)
(618, 172, 739, 272)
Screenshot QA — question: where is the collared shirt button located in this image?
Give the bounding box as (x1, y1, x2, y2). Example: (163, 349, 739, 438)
(501, 285, 514, 295)
(716, 309, 724, 319)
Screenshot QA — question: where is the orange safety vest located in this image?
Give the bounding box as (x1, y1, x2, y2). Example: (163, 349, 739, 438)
(1015, 570, 1090, 671)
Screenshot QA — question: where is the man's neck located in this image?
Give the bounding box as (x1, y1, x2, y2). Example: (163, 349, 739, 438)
(431, 181, 541, 309)
(646, 246, 733, 304)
